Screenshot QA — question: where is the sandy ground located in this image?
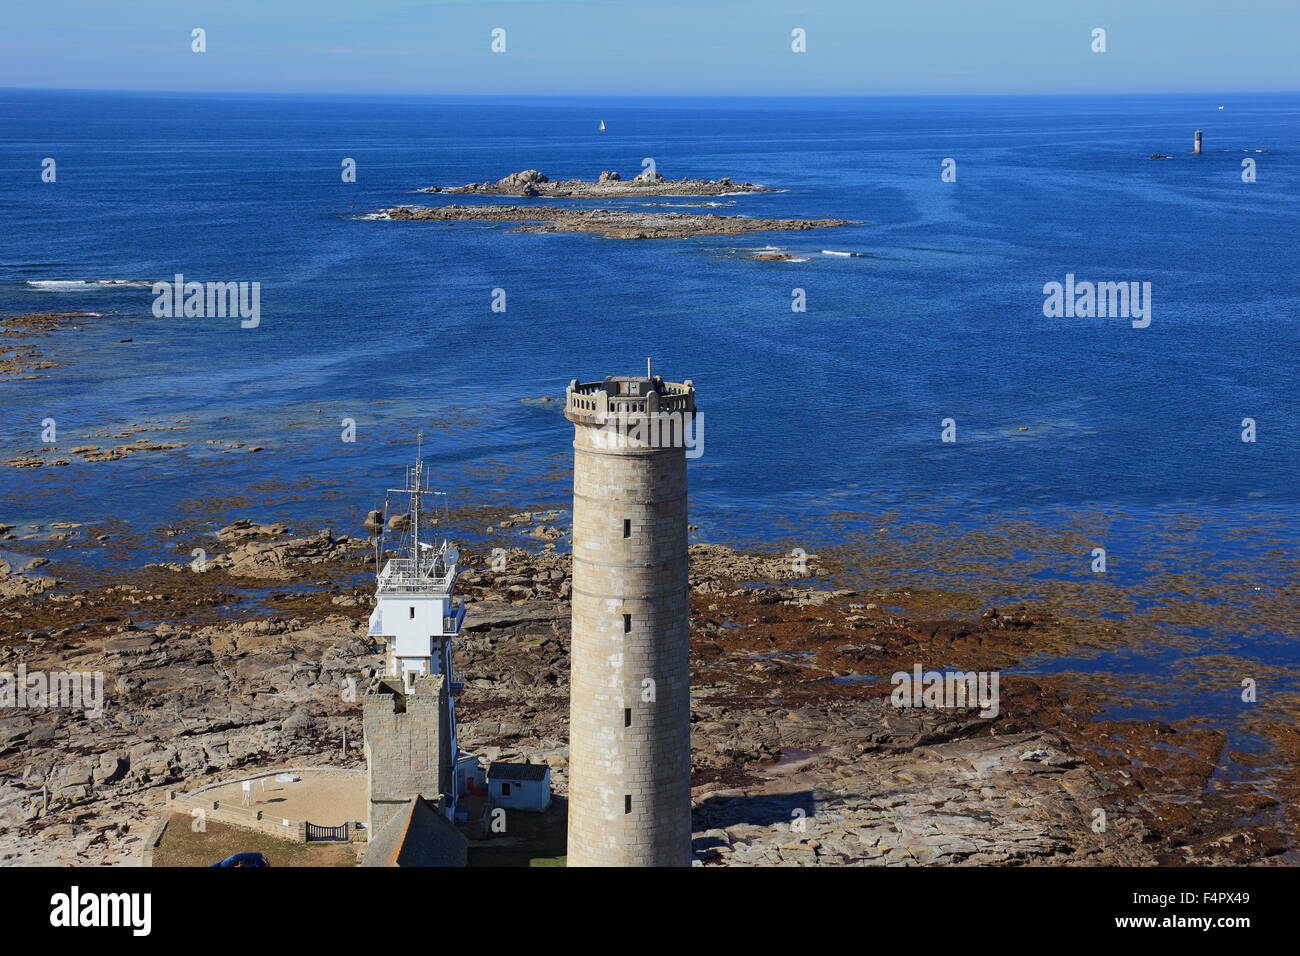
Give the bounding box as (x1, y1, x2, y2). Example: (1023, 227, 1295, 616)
(197, 769, 366, 826)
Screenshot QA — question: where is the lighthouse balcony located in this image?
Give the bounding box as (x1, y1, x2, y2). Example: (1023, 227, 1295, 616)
(565, 377, 695, 423)
(377, 556, 456, 595)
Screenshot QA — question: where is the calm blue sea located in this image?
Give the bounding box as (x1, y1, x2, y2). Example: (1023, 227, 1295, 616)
(1, 90, 1297, 718)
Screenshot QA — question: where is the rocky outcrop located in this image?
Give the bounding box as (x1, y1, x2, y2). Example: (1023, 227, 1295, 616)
(691, 730, 1150, 866)
(497, 169, 549, 188)
(216, 519, 289, 542)
(378, 204, 853, 240)
(214, 531, 359, 580)
(419, 169, 771, 198)
(0, 611, 372, 864)
(687, 543, 822, 590)
(148, 522, 362, 580)
(0, 559, 56, 599)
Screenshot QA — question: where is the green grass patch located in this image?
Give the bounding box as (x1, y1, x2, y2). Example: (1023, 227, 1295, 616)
(152, 814, 358, 867)
(467, 804, 567, 867)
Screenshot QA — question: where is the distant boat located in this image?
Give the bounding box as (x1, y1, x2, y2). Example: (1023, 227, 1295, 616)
(599, 120, 606, 131)
(1218, 105, 1224, 110)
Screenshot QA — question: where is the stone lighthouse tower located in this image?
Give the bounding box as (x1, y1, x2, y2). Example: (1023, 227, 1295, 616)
(564, 368, 697, 866)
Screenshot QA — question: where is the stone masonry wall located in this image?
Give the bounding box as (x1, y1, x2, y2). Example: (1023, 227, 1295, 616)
(363, 675, 449, 835)
(566, 415, 692, 866)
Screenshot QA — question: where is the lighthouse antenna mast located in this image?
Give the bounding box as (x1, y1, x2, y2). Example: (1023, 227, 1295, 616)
(383, 431, 449, 581)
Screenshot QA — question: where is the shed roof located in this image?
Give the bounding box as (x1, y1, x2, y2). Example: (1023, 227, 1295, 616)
(487, 761, 550, 782)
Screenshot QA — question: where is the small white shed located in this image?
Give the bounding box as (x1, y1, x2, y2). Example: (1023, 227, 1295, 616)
(487, 761, 551, 812)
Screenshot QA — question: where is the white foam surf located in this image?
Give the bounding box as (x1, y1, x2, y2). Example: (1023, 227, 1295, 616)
(26, 279, 153, 291)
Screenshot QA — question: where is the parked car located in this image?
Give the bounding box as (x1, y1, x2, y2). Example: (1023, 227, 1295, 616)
(210, 852, 270, 868)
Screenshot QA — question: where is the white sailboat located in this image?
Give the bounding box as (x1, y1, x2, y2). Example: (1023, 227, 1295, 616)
(599, 120, 606, 131)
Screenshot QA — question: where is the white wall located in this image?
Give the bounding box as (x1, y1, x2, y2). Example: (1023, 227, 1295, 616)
(491, 775, 551, 812)
(377, 594, 446, 658)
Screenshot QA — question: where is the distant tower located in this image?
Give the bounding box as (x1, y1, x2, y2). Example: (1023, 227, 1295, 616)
(1194, 130, 1203, 155)
(565, 368, 697, 866)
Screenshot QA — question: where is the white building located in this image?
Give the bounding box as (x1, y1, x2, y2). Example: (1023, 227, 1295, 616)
(368, 546, 466, 693)
(366, 441, 477, 823)
(487, 762, 551, 812)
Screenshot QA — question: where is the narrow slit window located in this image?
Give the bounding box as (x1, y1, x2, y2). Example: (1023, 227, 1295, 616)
(624, 794, 632, 815)
(623, 613, 631, 633)
(624, 708, 632, 727)
(623, 518, 631, 538)
(409, 606, 415, 620)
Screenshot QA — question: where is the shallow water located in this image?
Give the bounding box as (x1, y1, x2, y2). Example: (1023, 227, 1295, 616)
(2, 90, 1297, 722)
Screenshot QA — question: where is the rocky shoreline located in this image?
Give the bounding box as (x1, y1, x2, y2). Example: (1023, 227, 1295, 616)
(376, 204, 852, 240)
(420, 168, 772, 199)
(1, 511, 1294, 866)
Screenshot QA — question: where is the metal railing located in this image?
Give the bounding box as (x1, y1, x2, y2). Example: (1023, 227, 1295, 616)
(566, 379, 695, 418)
(378, 557, 455, 593)
(443, 597, 466, 634)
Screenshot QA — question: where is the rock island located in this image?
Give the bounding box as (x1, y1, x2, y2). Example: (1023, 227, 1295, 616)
(421, 168, 772, 198)
(375, 204, 852, 240)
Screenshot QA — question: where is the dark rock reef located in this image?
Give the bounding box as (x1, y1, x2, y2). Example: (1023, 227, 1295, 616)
(377, 204, 853, 240)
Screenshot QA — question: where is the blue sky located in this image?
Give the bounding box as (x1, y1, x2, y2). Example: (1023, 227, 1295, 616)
(2, 0, 1296, 96)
